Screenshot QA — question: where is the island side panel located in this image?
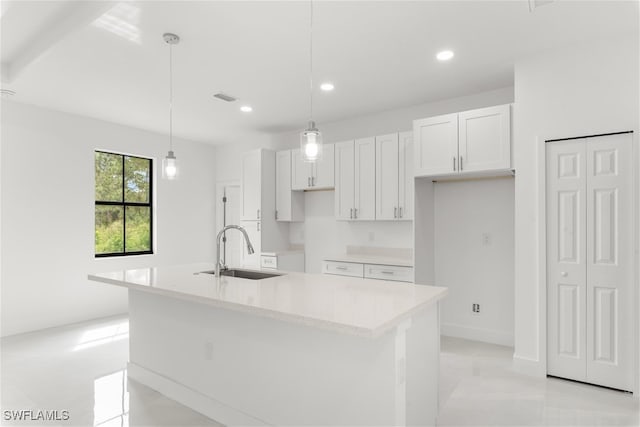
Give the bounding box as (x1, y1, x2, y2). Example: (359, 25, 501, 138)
(128, 289, 439, 426)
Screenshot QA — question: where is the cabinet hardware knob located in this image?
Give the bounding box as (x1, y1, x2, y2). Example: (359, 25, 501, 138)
(394, 207, 397, 218)
(350, 208, 353, 219)
(354, 208, 358, 219)
(257, 209, 260, 219)
(399, 207, 403, 218)
(561, 271, 568, 277)
(453, 156, 456, 171)
(257, 222, 260, 231)
(460, 156, 463, 171)
(311, 176, 315, 186)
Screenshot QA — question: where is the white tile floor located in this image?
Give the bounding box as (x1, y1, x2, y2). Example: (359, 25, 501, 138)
(1, 315, 638, 426)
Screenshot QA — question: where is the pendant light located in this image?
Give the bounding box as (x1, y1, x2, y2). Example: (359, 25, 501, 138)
(300, 0, 322, 163)
(162, 33, 179, 180)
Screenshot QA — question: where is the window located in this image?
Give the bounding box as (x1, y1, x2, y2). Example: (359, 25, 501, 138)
(95, 151, 152, 257)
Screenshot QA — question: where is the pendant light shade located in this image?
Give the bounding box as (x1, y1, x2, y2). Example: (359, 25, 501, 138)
(301, 0, 322, 163)
(301, 121, 323, 162)
(163, 32, 179, 180)
(162, 150, 178, 179)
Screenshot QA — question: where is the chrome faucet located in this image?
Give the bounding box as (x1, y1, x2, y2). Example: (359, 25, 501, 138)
(215, 225, 255, 277)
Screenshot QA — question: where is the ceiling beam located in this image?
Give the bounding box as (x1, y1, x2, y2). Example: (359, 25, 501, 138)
(3, 1, 115, 84)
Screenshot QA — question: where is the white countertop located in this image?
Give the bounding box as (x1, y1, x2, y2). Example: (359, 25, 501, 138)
(323, 253, 413, 267)
(88, 263, 445, 338)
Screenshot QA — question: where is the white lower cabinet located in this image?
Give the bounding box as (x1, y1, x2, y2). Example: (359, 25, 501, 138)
(322, 261, 364, 278)
(364, 264, 413, 283)
(322, 260, 413, 283)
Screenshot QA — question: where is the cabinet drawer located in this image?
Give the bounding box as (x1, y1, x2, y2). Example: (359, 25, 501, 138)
(364, 264, 413, 283)
(322, 261, 364, 278)
(260, 255, 277, 269)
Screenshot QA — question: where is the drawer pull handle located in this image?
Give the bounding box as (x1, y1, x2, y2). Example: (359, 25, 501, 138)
(381, 271, 395, 275)
(394, 207, 397, 218)
(335, 266, 348, 270)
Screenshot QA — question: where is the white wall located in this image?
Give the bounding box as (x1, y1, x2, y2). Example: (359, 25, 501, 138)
(513, 35, 639, 374)
(1, 101, 217, 337)
(435, 178, 515, 346)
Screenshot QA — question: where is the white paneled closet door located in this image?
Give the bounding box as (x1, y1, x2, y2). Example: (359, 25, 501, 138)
(547, 133, 633, 392)
(585, 134, 633, 391)
(547, 140, 588, 382)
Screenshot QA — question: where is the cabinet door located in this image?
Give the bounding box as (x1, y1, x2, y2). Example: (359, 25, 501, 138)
(375, 133, 399, 220)
(458, 104, 510, 172)
(291, 148, 312, 190)
(275, 150, 292, 221)
(334, 141, 355, 220)
(398, 131, 414, 220)
(241, 150, 261, 220)
(240, 220, 261, 267)
(354, 137, 376, 220)
(413, 113, 458, 176)
(312, 143, 335, 189)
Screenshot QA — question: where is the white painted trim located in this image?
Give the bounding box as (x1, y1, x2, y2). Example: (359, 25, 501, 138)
(441, 323, 513, 347)
(536, 136, 547, 377)
(513, 353, 546, 377)
(127, 362, 268, 426)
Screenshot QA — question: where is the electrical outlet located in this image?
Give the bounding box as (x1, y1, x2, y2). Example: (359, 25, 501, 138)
(472, 303, 481, 314)
(204, 341, 213, 360)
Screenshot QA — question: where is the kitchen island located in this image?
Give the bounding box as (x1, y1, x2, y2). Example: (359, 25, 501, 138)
(88, 263, 447, 426)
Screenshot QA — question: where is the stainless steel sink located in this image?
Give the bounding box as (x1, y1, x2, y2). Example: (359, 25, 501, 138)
(198, 269, 283, 280)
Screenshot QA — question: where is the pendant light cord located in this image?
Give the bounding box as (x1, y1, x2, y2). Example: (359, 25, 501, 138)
(169, 42, 173, 152)
(309, 0, 313, 124)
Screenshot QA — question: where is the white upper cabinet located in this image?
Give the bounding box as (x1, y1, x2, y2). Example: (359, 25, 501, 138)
(291, 145, 335, 190)
(334, 141, 355, 220)
(275, 150, 304, 222)
(398, 131, 414, 220)
(241, 150, 262, 220)
(354, 138, 376, 220)
(312, 143, 335, 189)
(458, 104, 511, 172)
(375, 132, 414, 221)
(375, 133, 399, 220)
(413, 104, 511, 178)
(414, 113, 458, 176)
(336, 138, 376, 221)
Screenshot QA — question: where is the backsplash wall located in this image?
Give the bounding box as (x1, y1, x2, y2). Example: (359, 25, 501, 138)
(288, 191, 413, 273)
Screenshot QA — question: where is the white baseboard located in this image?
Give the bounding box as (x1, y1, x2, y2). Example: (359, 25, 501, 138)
(127, 362, 268, 426)
(512, 353, 546, 377)
(441, 322, 514, 347)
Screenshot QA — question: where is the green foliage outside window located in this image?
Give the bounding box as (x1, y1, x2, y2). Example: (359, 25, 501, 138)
(95, 151, 152, 256)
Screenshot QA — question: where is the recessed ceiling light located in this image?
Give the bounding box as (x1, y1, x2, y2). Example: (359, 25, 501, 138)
(436, 50, 454, 61)
(320, 82, 334, 91)
(240, 105, 253, 113)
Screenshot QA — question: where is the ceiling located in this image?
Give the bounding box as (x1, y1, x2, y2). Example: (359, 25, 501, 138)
(1, 1, 637, 144)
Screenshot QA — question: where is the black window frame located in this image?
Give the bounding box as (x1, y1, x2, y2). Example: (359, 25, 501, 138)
(95, 150, 154, 257)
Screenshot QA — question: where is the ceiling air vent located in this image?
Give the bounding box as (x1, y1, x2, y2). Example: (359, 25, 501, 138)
(213, 93, 236, 102)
